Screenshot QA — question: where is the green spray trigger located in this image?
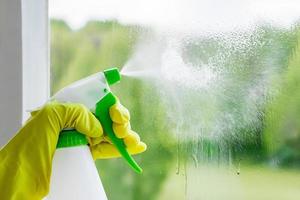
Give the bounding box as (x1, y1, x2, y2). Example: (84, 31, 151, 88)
(97, 68, 142, 173)
(95, 92, 142, 173)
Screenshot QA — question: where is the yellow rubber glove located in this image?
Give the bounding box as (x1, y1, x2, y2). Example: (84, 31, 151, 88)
(0, 102, 146, 200)
(89, 102, 147, 159)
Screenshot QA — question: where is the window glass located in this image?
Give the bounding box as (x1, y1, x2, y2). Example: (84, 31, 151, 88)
(50, 1, 300, 199)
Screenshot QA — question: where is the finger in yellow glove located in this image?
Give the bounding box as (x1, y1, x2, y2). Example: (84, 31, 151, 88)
(89, 102, 147, 159)
(0, 102, 146, 200)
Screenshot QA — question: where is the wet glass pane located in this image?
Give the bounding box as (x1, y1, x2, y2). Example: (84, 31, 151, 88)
(50, 1, 300, 199)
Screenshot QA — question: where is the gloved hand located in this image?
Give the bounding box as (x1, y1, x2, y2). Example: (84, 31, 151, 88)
(0, 102, 146, 200)
(89, 102, 147, 159)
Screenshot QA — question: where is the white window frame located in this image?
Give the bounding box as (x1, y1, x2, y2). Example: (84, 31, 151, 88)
(0, 0, 49, 147)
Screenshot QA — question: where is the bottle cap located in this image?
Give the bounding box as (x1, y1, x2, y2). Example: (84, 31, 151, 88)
(104, 68, 121, 85)
(56, 130, 88, 148)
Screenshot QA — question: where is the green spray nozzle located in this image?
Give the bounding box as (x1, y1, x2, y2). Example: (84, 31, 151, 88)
(104, 68, 121, 85)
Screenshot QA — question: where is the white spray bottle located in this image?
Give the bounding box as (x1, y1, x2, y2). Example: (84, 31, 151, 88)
(45, 68, 142, 200)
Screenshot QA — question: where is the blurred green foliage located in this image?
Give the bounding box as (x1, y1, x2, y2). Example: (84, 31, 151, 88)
(51, 19, 175, 200)
(263, 26, 300, 167)
(51, 19, 139, 93)
(51, 18, 300, 199)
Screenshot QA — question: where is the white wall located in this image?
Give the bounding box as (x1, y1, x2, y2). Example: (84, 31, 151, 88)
(0, 0, 23, 147)
(0, 0, 49, 147)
